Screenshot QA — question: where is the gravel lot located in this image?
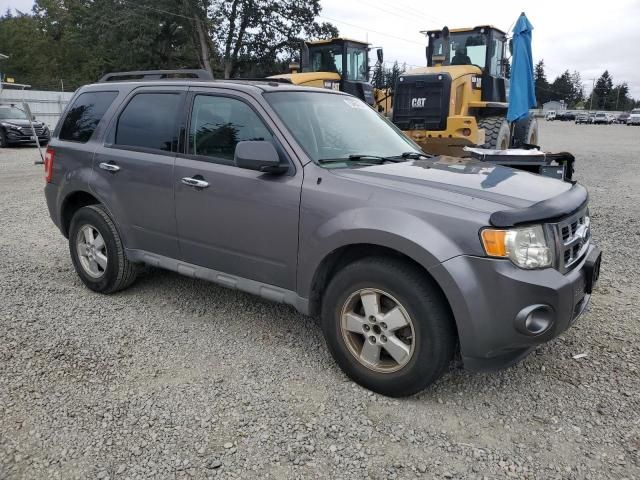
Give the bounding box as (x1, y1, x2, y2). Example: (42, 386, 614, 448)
(1, 122, 639, 480)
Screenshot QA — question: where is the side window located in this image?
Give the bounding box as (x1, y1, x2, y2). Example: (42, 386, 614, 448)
(59, 91, 118, 143)
(115, 93, 182, 152)
(189, 95, 273, 162)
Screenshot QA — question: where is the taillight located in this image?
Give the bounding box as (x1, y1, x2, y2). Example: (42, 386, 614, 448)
(44, 147, 54, 183)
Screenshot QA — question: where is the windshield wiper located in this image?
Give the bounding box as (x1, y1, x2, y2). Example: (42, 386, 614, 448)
(399, 151, 431, 159)
(317, 153, 426, 165)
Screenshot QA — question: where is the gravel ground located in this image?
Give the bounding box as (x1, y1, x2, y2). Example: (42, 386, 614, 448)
(1, 122, 639, 480)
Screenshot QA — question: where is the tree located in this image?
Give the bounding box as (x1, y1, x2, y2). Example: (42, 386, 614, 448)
(588, 70, 614, 110)
(385, 61, 405, 90)
(213, 0, 338, 79)
(371, 61, 385, 90)
(0, 0, 337, 87)
(534, 60, 551, 106)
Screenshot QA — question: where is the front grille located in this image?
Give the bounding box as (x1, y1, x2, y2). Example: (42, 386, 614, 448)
(18, 126, 45, 135)
(551, 207, 590, 273)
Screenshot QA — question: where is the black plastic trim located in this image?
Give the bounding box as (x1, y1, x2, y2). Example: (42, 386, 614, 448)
(490, 183, 588, 227)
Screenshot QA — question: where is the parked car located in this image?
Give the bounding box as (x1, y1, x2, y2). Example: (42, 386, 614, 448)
(617, 112, 630, 124)
(43, 71, 602, 397)
(0, 105, 50, 147)
(545, 110, 556, 121)
(575, 113, 589, 124)
(592, 112, 611, 125)
(627, 109, 640, 126)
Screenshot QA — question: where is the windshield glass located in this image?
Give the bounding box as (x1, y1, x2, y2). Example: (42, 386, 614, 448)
(265, 91, 420, 165)
(0, 107, 29, 120)
(432, 32, 487, 67)
(346, 47, 367, 81)
(310, 45, 343, 74)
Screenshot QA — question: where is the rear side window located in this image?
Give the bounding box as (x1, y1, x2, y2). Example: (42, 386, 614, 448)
(115, 93, 182, 152)
(189, 95, 273, 162)
(59, 91, 118, 143)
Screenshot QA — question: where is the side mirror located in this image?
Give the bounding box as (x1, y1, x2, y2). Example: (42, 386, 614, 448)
(376, 48, 383, 64)
(234, 141, 287, 174)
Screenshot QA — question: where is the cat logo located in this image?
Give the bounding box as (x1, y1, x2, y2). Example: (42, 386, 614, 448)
(411, 97, 426, 108)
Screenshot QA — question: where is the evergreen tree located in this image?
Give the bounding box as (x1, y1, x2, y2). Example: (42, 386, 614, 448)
(534, 60, 551, 106)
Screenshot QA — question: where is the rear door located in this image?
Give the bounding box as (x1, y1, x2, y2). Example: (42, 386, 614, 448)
(173, 88, 302, 290)
(92, 86, 186, 258)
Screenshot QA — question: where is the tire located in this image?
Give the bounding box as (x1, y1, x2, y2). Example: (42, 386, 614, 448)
(511, 115, 539, 148)
(321, 257, 456, 397)
(477, 116, 510, 150)
(0, 130, 8, 148)
(69, 204, 138, 294)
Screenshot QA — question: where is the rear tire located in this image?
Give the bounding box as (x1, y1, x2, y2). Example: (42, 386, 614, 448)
(0, 130, 8, 148)
(511, 115, 539, 148)
(477, 116, 510, 150)
(69, 204, 138, 294)
(321, 257, 456, 397)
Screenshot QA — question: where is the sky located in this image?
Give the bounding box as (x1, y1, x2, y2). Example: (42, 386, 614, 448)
(2, 0, 640, 98)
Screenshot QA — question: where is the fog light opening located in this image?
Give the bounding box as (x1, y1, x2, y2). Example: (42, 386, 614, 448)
(515, 304, 554, 336)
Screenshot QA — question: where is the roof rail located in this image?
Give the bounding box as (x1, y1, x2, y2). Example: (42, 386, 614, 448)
(98, 69, 213, 83)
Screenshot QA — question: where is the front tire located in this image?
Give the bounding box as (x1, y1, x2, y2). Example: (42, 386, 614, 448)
(0, 130, 8, 148)
(69, 204, 138, 294)
(321, 257, 456, 397)
(477, 116, 510, 150)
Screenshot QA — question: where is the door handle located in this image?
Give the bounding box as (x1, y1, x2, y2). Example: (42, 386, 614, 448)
(181, 177, 210, 189)
(99, 162, 121, 172)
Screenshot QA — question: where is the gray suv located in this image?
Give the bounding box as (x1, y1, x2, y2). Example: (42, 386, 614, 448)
(44, 71, 601, 396)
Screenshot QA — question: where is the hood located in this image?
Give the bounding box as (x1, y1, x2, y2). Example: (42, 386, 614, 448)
(329, 156, 573, 211)
(1, 119, 46, 128)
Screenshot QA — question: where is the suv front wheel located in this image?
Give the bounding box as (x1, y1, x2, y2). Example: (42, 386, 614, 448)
(69, 204, 138, 294)
(321, 257, 456, 397)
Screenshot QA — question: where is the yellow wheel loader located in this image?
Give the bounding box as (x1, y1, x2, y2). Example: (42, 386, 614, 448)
(268, 38, 392, 114)
(391, 26, 538, 156)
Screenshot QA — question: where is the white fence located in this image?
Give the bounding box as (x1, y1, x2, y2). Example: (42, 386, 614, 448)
(0, 88, 73, 129)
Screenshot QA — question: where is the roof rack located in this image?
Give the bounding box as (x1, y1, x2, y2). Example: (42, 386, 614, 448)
(98, 69, 213, 83)
(234, 77, 293, 84)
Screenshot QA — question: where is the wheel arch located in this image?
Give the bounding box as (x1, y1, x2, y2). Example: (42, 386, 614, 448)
(60, 190, 102, 238)
(306, 242, 455, 330)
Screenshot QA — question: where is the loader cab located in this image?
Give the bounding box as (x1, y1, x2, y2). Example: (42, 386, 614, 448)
(425, 26, 508, 103)
(304, 38, 375, 105)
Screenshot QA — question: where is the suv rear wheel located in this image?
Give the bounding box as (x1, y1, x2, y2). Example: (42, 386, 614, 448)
(321, 257, 456, 397)
(69, 204, 138, 293)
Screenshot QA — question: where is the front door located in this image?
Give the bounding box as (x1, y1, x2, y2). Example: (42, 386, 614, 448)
(174, 90, 302, 290)
(92, 87, 186, 258)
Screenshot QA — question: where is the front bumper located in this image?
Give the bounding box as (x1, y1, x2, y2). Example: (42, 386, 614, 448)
(430, 244, 601, 371)
(5, 129, 50, 144)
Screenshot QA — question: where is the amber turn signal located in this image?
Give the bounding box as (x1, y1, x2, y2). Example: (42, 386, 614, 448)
(481, 229, 508, 257)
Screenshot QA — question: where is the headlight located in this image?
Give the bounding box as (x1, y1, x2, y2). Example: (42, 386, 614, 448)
(481, 225, 553, 269)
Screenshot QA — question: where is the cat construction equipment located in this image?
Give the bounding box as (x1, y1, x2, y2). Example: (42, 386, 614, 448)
(391, 25, 538, 156)
(268, 38, 392, 114)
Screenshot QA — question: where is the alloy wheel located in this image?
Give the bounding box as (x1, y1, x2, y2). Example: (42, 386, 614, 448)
(76, 224, 108, 278)
(340, 288, 416, 373)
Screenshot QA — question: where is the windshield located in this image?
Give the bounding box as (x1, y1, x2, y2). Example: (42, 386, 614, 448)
(265, 91, 420, 165)
(310, 45, 343, 74)
(432, 32, 487, 67)
(0, 107, 29, 120)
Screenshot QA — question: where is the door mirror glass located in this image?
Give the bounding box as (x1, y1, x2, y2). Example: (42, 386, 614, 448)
(376, 48, 383, 64)
(234, 141, 287, 174)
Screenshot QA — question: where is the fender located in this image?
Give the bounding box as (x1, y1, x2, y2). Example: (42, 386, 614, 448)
(297, 206, 467, 299)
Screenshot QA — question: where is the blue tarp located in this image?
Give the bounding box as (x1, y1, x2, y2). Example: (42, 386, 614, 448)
(507, 13, 536, 122)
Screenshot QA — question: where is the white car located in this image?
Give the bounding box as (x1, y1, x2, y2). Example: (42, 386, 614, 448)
(545, 111, 556, 121)
(628, 109, 640, 126)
